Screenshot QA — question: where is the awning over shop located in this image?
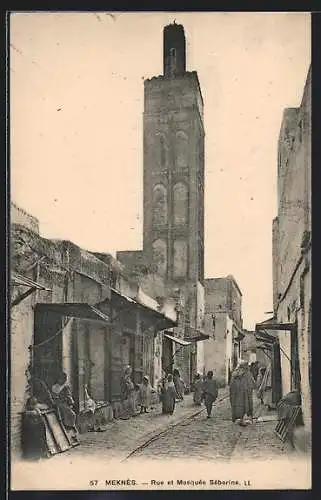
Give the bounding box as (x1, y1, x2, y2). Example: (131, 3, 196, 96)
(164, 333, 192, 346)
(35, 303, 111, 323)
(11, 273, 52, 307)
(12, 273, 51, 290)
(255, 316, 296, 332)
(109, 288, 177, 330)
(136, 288, 160, 312)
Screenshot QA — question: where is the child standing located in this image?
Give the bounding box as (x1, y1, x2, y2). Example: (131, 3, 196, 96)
(139, 375, 153, 413)
(193, 373, 204, 406)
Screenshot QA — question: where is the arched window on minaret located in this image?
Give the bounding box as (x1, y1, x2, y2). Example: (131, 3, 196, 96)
(152, 183, 168, 225)
(173, 239, 188, 278)
(152, 239, 167, 277)
(173, 182, 188, 226)
(175, 131, 188, 169)
(155, 133, 167, 170)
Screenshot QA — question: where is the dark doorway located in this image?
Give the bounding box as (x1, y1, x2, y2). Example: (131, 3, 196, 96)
(33, 309, 64, 388)
(190, 350, 197, 387)
(272, 341, 282, 404)
(291, 326, 301, 392)
(232, 343, 238, 369)
(162, 336, 173, 374)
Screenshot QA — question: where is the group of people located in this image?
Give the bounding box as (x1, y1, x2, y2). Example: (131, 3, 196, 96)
(29, 359, 268, 440)
(155, 360, 268, 424)
(120, 365, 156, 418)
(190, 360, 269, 425)
(159, 369, 219, 419)
(192, 371, 219, 418)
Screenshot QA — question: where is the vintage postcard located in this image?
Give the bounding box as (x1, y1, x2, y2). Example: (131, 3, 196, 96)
(9, 11, 311, 491)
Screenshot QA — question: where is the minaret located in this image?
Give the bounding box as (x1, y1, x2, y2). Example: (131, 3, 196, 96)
(143, 23, 205, 384)
(143, 22, 204, 284)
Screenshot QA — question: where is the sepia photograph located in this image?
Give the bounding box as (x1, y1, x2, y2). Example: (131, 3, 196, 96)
(9, 11, 311, 491)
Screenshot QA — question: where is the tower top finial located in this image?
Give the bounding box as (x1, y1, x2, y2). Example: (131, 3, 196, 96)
(163, 22, 186, 77)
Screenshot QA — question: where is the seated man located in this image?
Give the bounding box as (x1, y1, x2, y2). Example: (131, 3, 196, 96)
(51, 371, 79, 442)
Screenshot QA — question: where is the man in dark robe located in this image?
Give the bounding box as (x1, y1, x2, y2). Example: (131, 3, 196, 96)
(202, 371, 219, 418)
(229, 361, 256, 425)
(161, 374, 176, 415)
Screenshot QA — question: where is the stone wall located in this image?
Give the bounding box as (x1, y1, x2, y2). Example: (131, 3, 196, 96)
(143, 72, 204, 285)
(144, 72, 203, 119)
(272, 217, 279, 313)
(203, 276, 243, 381)
(203, 312, 227, 379)
(116, 250, 144, 269)
(241, 330, 257, 363)
(11, 216, 176, 455)
(276, 68, 311, 311)
(11, 292, 36, 459)
(274, 66, 311, 428)
(11, 224, 114, 456)
(11, 202, 39, 234)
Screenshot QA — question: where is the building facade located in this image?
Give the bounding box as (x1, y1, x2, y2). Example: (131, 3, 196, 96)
(241, 330, 258, 364)
(11, 203, 176, 459)
(203, 276, 244, 384)
(260, 66, 311, 429)
(143, 23, 206, 387)
(117, 23, 207, 389)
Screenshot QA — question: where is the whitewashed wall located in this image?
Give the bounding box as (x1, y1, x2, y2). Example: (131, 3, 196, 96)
(153, 332, 163, 389)
(196, 340, 205, 376)
(278, 330, 292, 396)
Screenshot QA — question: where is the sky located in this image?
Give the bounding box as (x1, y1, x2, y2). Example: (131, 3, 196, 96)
(10, 12, 311, 329)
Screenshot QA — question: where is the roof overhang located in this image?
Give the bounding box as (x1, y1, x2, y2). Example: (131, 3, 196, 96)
(164, 333, 192, 346)
(11, 273, 51, 290)
(11, 273, 52, 307)
(185, 326, 209, 342)
(255, 315, 296, 336)
(108, 288, 177, 330)
(35, 302, 111, 323)
(256, 322, 296, 332)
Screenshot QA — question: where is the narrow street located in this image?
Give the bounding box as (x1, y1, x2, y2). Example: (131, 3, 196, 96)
(129, 398, 242, 462)
(12, 391, 311, 491)
(50, 389, 292, 463)
(127, 394, 291, 463)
